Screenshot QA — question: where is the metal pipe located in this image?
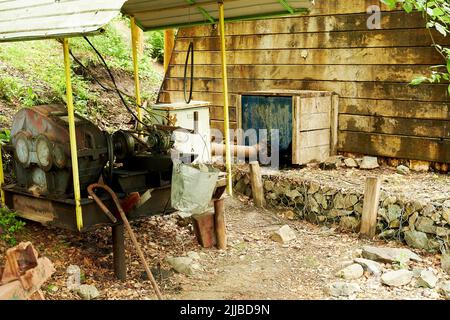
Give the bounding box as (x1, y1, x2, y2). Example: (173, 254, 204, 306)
(218, 0, 233, 196)
(211, 142, 259, 159)
(130, 17, 143, 130)
(112, 223, 126, 281)
(164, 29, 175, 72)
(62, 38, 83, 231)
(0, 144, 4, 206)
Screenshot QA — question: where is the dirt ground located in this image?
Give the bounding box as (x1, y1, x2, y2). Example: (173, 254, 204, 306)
(1, 196, 447, 300)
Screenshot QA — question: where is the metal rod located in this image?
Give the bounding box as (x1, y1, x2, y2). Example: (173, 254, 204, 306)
(62, 38, 83, 231)
(218, 0, 233, 196)
(130, 17, 143, 131)
(0, 144, 5, 206)
(112, 223, 127, 281)
(164, 29, 175, 72)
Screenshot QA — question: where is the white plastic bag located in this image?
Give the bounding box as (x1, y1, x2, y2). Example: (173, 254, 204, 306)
(171, 160, 220, 216)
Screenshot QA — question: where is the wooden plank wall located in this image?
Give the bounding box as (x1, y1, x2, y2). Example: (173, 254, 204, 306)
(158, 0, 450, 163)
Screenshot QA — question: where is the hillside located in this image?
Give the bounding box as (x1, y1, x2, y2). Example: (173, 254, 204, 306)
(0, 16, 164, 132)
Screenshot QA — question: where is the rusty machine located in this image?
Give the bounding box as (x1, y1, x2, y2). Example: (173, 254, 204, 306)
(2, 104, 192, 231)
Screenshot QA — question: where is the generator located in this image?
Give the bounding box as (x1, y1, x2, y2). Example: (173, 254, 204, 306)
(1, 104, 198, 231)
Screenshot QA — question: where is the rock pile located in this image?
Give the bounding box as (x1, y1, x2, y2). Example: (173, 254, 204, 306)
(232, 164, 450, 255)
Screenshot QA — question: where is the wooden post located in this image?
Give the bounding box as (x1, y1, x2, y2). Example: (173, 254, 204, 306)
(214, 198, 227, 250)
(164, 29, 175, 72)
(192, 212, 216, 248)
(330, 94, 339, 156)
(249, 161, 265, 208)
(360, 177, 381, 238)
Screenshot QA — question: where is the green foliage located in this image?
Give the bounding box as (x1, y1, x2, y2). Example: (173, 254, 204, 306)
(148, 30, 165, 63)
(0, 208, 25, 246)
(0, 129, 10, 144)
(381, 0, 450, 94)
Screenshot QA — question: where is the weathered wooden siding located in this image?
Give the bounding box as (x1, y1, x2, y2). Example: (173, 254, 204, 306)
(158, 0, 450, 163)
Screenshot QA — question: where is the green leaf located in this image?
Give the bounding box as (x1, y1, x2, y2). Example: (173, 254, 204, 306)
(435, 23, 447, 36)
(403, 2, 414, 13)
(410, 76, 428, 85)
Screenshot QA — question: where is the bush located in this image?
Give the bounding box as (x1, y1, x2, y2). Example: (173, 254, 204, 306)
(148, 30, 164, 63)
(0, 208, 25, 246)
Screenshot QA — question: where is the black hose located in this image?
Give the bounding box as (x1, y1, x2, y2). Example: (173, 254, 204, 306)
(183, 42, 194, 104)
(83, 36, 153, 131)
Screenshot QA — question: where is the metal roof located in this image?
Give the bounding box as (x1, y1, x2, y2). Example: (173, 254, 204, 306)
(0, 0, 311, 42)
(122, 0, 312, 31)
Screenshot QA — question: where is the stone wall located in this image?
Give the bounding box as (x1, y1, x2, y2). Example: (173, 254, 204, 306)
(233, 166, 450, 253)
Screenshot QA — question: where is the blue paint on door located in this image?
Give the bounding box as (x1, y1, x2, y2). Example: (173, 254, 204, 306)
(241, 95, 292, 158)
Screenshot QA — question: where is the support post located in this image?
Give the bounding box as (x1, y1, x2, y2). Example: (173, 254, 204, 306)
(130, 17, 143, 129)
(62, 38, 83, 231)
(164, 29, 175, 73)
(214, 198, 227, 250)
(330, 94, 339, 156)
(0, 144, 4, 206)
(360, 177, 381, 238)
(249, 161, 265, 208)
(218, 0, 233, 196)
(112, 223, 126, 281)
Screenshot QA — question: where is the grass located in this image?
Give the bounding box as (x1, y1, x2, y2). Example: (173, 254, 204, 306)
(0, 15, 163, 119)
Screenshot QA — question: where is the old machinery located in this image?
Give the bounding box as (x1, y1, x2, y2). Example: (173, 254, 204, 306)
(2, 104, 198, 231)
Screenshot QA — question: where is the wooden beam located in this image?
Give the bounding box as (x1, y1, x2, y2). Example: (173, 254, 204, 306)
(249, 161, 265, 208)
(214, 198, 227, 250)
(360, 177, 382, 239)
(164, 29, 175, 72)
(330, 94, 339, 155)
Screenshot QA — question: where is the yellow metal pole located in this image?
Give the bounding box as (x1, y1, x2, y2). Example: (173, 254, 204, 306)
(130, 17, 143, 129)
(164, 29, 175, 72)
(63, 38, 83, 231)
(218, 1, 233, 196)
(0, 144, 5, 206)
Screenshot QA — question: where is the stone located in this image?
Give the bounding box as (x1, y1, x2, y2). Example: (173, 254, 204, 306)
(442, 207, 450, 225)
(438, 281, 450, 299)
(283, 210, 296, 220)
(408, 212, 419, 230)
(381, 270, 413, 287)
(320, 156, 343, 170)
(166, 256, 196, 275)
(436, 227, 450, 237)
(264, 180, 275, 191)
(421, 204, 436, 217)
(416, 216, 437, 234)
(409, 160, 430, 172)
(354, 203, 363, 215)
(378, 229, 397, 240)
(328, 282, 361, 297)
(308, 182, 321, 194)
(343, 194, 359, 209)
(383, 196, 397, 207)
(187, 251, 201, 260)
(328, 209, 353, 218)
(339, 216, 360, 231)
(336, 263, 364, 280)
(362, 245, 422, 263)
(360, 156, 379, 170)
(271, 225, 296, 244)
(314, 192, 328, 209)
(333, 193, 345, 209)
(76, 284, 100, 300)
(441, 253, 450, 274)
(417, 270, 438, 289)
(404, 231, 429, 250)
(386, 204, 402, 222)
(354, 258, 382, 276)
(286, 189, 301, 199)
(344, 158, 358, 168)
(396, 165, 410, 175)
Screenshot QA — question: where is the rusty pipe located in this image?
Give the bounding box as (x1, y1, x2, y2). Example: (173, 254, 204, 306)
(211, 142, 259, 159)
(87, 183, 163, 300)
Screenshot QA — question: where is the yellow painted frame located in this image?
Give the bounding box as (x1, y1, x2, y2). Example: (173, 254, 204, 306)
(130, 17, 143, 129)
(63, 38, 83, 231)
(218, 0, 233, 196)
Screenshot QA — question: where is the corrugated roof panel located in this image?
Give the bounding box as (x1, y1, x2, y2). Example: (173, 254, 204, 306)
(124, 0, 312, 31)
(0, 0, 126, 42)
(0, 0, 312, 41)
